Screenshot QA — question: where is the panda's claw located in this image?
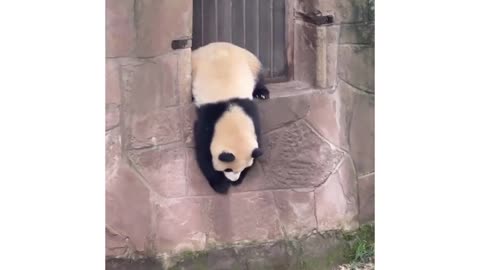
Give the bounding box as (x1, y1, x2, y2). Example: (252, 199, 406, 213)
(253, 87, 270, 100)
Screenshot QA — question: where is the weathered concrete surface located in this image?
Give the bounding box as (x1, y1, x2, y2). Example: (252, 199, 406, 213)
(358, 173, 375, 224)
(106, 230, 352, 270)
(106, 165, 152, 257)
(296, 0, 370, 24)
(129, 147, 187, 198)
(105, 0, 375, 260)
(261, 120, 344, 189)
(338, 45, 375, 93)
(349, 90, 375, 176)
(106, 0, 136, 57)
(315, 157, 359, 231)
(105, 87, 370, 257)
(106, 59, 122, 130)
(135, 0, 192, 57)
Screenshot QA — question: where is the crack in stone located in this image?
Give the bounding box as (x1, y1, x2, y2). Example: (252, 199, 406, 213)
(106, 224, 127, 238)
(271, 190, 288, 239)
(313, 190, 319, 228)
(106, 224, 139, 258)
(126, 156, 167, 200)
(338, 76, 374, 95)
(301, 118, 349, 154)
(127, 140, 184, 153)
(359, 171, 375, 179)
(346, 153, 362, 223)
(106, 123, 120, 132)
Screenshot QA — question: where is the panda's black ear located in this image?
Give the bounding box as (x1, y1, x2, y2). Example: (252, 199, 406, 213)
(251, 148, 263, 158)
(219, 152, 235, 162)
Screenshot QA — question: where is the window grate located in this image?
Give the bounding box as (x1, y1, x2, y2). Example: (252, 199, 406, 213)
(192, 0, 287, 80)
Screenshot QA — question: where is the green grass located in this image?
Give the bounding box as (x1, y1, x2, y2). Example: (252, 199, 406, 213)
(343, 223, 375, 266)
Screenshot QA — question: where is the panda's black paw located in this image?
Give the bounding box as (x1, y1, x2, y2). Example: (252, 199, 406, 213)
(230, 177, 244, 186)
(209, 179, 230, 194)
(253, 87, 270, 100)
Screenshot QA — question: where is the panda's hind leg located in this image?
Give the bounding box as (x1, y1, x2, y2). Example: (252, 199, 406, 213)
(252, 74, 270, 100)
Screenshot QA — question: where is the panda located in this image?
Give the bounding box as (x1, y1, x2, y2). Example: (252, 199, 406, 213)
(191, 42, 270, 194)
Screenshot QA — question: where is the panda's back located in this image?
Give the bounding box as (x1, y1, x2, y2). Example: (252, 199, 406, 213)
(192, 42, 261, 106)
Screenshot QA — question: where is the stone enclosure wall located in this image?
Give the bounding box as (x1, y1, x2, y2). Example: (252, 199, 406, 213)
(106, 0, 374, 259)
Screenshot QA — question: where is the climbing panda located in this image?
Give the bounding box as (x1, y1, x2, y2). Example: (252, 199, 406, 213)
(191, 42, 270, 194)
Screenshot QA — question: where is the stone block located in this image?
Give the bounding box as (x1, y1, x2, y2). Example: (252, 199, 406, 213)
(177, 49, 193, 105)
(304, 90, 350, 150)
(340, 23, 374, 45)
(301, 0, 369, 24)
(106, 227, 130, 258)
(129, 147, 186, 198)
(106, 165, 152, 254)
(127, 107, 182, 149)
(106, 127, 122, 185)
(258, 92, 311, 134)
(272, 190, 317, 236)
(242, 241, 289, 270)
(315, 157, 359, 231)
(300, 233, 345, 268)
(170, 247, 244, 270)
(349, 91, 374, 175)
(152, 191, 282, 252)
(182, 104, 196, 147)
(358, 173, 374, 224)
(120, 56, 182, 149)
(135, 0, 192, 57)
(208, 191, 283, 244)
(338, 45, 375, 92)
(121, 55, 179, 109)
(106, 0, 136, 57)
(293, 21, 317, 86)
(106, 104, 121, 131)
(151, 196, 210, 253)
(106, 59, 122, 105)
(106, 59, 122, 130)
(260, 120, 344, 188)
(315, 25, 340, 89)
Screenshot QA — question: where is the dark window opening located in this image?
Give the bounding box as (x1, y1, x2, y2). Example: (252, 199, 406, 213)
(192, 0, 288, 81)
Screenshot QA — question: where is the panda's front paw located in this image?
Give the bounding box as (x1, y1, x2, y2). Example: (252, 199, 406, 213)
(230, 177, 244, 186)
(209, 178, 230, 194)
(253, 87, 270, 100)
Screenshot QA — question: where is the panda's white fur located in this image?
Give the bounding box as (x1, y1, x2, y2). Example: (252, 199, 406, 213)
(191, 42, 270, 194)
(192, 42, 262, 106)
(209, 104, 258, 181)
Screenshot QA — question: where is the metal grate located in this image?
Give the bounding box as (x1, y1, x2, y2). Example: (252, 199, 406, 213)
(192, 0, 287, 80)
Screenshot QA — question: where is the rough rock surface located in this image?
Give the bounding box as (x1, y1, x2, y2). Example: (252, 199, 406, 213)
(105, 0, 375, 259)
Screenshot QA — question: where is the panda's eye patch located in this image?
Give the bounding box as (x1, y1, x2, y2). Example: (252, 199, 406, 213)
(219, 152, 235, 162)
(224, 168, 233, 172)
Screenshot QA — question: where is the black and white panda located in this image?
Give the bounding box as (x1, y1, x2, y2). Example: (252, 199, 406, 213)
(191, 42, 270, 194)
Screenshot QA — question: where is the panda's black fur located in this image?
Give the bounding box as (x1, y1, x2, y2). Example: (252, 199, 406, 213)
(193, 95, 265, 194)
(191, 42, 270, 194)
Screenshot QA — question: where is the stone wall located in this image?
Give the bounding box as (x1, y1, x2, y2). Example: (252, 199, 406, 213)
(106, 0, 374, 259)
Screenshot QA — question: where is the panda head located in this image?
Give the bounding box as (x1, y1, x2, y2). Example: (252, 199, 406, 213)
(210, 105, 262, 182)
(213, 148, 263, 181)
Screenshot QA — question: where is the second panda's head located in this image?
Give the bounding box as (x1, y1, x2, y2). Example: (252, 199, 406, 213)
(210, 105, 263, 182)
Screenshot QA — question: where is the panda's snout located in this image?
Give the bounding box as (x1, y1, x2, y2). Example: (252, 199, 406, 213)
(224, 171, 241, 181)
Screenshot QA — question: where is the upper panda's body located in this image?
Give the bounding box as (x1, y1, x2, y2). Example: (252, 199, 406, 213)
(192, 42, 270, 194)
